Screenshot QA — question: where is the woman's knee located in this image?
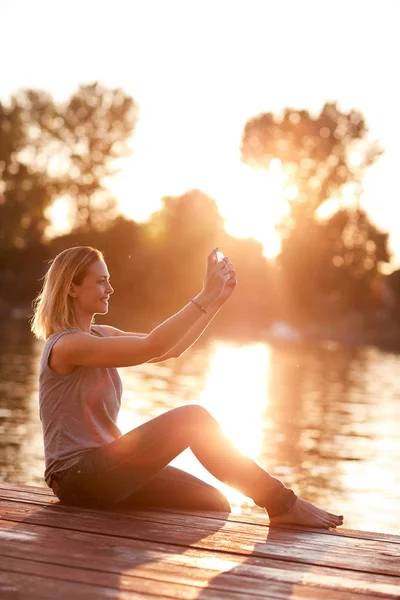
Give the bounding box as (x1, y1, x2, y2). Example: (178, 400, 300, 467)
(173, 404, 218, 429)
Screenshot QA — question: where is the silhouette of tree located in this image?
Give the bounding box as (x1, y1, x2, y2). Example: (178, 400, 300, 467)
(145, 190, 277, 331)
(278, 208, 390, 320)
(145, 190, 225, 314)
(241, 103, 390, 321)
(0, 99, 51, 250)
(241, 102, 381, 221)
(18, 82, 137, 230)
(0, 83, 138, 252)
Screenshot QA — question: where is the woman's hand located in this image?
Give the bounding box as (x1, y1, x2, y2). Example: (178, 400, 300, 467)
(200, 248, 231, 305)
(217, 260, 237, 305)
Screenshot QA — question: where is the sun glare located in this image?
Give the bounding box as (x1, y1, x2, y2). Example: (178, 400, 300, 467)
(109, 154, 289, 259)
(170, 341, 272, 509)
(211, 160, 288, 258)
(44, 196, 73, 238)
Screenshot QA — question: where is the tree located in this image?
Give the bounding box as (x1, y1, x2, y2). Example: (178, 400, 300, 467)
(145, 190, 225, 314)
(18, 82, 138, 231)
(241, 102, 390, 321)
(278, 208, 390, 320)
(0, 99, 51, 250)
(241, 102, 381, 223)
(0, 83, 138, 252)
(145, 190, 278, 331)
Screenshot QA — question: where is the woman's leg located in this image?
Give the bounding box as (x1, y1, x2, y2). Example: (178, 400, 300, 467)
(60, 405, 292, 514)
(117, 465, 231, 512)
(59, 405, 343, 526)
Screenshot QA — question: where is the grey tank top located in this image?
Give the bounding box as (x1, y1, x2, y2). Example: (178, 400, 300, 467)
(39, 325, 123, 486)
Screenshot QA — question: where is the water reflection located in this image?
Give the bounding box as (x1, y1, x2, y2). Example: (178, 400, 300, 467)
(0, 319, 44, 484)
(1, 318, 400, 534)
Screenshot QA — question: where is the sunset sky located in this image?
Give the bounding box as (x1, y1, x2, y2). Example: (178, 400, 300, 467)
(1, 0, 399, 262)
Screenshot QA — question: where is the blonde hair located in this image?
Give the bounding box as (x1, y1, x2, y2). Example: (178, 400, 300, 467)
(31, 246, 104, 340)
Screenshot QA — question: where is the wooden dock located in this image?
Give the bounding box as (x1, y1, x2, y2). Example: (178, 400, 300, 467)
(0, 482, 399, 599)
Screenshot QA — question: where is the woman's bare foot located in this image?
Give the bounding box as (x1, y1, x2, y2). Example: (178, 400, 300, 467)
(270, 497, 344, 529)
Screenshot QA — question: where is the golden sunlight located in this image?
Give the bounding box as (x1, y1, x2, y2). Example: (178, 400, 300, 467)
(201, 160, 289, 258)
(171, 342, 272, 509)
(45, 135, 290, 258)
(44, 195, 73, 238)
(107, 154, 289, 259)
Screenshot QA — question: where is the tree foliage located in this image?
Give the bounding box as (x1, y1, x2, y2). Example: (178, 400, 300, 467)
(144, 190, 278, 328)
(241, 102, 381, 224)
(241, 102, 390, 320)
(0, 86, 395, 336)
(278, 209, 390, 320)
(0, 83, 137, 250)
(144, 190, 225, 314)
(0, 99, 51, 249)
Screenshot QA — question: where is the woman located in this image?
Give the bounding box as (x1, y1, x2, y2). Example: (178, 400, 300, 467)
(31, 245, 343, 528)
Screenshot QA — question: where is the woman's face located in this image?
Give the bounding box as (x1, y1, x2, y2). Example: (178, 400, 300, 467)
(69, 259, 114, 315)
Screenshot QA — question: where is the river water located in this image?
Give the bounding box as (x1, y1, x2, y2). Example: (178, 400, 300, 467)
(1, 318, 399, 534)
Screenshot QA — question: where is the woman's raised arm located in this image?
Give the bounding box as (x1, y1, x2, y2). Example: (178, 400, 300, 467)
(56, 248, 231, 369)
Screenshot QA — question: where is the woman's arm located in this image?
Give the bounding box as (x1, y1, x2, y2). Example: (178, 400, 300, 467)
(104, 261, 237, 363)
(100, 305, 222, 363)
(55, 249, 231, 369)
(55, 299, 214, 369)
(149, 264, 237, 362)
(148, 299, 223, 362)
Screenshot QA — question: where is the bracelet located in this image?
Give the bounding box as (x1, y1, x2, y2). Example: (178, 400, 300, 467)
(191, 298, 208, 314)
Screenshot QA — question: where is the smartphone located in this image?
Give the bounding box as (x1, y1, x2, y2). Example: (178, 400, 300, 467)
(216, 251, 225, 262)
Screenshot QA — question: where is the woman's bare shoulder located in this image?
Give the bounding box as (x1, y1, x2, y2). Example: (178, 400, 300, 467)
(49, 331, 88, 375)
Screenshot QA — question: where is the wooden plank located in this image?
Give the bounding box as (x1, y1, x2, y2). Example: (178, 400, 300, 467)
(0, 482, 49, 495)
(0, 568, 173, 600)
(3, 553, 398, 600)
(2, 483, 400, 599)
(1, 482, 399, 546)
(1, 555, 267, 600)
(1, 519, 400, 598)
(3, 491, 400, 556)
(1, 498, 400, 577)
